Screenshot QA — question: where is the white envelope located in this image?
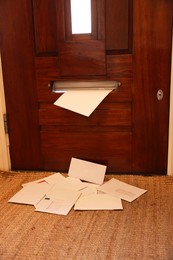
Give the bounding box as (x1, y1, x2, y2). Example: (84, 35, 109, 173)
(35, 188, 81, 215)
(22, 172, 65, 187)
(74, 193, 123, 210)
(81, 183, 99, 196)
(8, 182, 52, 205)
(41, 177, 87, 193)
(65, 177, 87, 190)
(68, 158, 107, 185)
(44, 172, 66, 184)
(54, 89, 113, 117)
(97, 178, 147, 202)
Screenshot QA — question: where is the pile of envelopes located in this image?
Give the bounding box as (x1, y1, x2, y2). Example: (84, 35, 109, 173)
(8, 158, 147, 216)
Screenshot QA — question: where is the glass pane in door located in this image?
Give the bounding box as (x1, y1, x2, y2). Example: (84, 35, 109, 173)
(70, 0, 91, 34)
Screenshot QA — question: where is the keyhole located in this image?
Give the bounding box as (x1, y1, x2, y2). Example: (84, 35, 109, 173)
(157, 89, 164, 101)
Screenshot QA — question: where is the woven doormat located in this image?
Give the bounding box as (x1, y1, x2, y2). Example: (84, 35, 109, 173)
(0, 171, 173, 259)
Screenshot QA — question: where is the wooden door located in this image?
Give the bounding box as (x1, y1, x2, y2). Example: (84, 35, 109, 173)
(0, 0, 172, 174)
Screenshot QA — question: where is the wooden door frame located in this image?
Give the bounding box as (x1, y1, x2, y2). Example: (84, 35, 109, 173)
(0, 53, 11, 171)
(167, 35, 173, 176)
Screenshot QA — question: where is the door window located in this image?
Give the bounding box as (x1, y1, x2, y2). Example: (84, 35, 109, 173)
(70, 0, 91, 34)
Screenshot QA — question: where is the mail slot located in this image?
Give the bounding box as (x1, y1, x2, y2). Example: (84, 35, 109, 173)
(49, 80, 121, 93)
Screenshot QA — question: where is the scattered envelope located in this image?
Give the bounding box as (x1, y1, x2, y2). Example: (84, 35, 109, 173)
(74, 193, 123, 211)
(79, 182, 99, 197)
(22, 178, 47, 187)
(8, 165, 147, 215)
(44, 172, 66, 185)
(42, 177, 87, 193)
(65, 177, 87, 191)
(54, 89, 113, 117)
(22, 173, 65, 187)
(35, 188, 81, 215)
(68, 158, 107, 185)
(80, 186, 97, 197)
(97, 178, 147, 202)
(8, 182, 53, 205)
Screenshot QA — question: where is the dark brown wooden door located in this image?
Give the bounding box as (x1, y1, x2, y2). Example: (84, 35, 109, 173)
(0, 0, 172, 174)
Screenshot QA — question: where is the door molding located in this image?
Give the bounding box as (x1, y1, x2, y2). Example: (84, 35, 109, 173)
(167, 35, 173, 176)
(0, 53, 11, 171)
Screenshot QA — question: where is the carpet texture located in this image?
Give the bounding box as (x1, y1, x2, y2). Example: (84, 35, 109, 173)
(0, 171, 172, 260)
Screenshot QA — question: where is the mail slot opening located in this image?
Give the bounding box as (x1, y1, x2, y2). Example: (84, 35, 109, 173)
(49, 80, 121, 93)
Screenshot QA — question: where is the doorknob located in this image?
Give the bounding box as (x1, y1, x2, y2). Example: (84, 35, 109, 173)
(157, 89, 164, 101)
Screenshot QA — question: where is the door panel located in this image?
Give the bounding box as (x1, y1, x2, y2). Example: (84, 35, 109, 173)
(35, 55, 132, 102)
(41, 131, 132, 172)
(57, 0, 106, 76)
(32, 0, 59, 55)
(36, 51, 133, 173)
(0, 0, 42, 169)
(133, 0, 173, 174)
(106, 0, 133, 52)
(39, 102, 132, 127)
(0, 0, 172, 174)
(40, 100, 132, 172)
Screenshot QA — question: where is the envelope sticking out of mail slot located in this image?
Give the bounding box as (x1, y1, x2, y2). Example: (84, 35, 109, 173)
(54, 89, 113, 117)
(68, 157, 107, 185)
